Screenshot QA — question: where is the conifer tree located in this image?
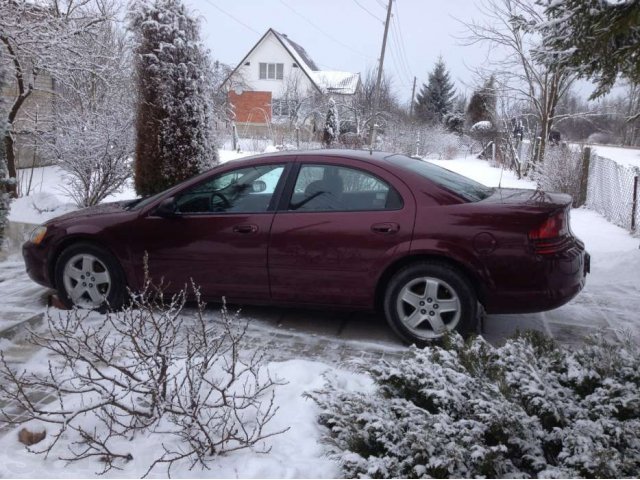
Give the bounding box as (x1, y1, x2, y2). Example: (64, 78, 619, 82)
(415, 57, 456, 125)
(537, 0, 640, 100)
(130, 0, 218, 197)
(466, 76, 496, 127)
(323, 98, 340, 147)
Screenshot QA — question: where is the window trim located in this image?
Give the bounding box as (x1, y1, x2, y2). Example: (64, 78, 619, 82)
(279, 162, 404, 213)
(259, 62, 284, 80)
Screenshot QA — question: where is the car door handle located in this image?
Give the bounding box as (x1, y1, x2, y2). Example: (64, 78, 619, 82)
(233, 224, 258, 234)
(371, 222, 400, 234)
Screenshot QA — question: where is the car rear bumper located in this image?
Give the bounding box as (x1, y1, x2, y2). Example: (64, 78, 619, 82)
(484, 245, 590, 314)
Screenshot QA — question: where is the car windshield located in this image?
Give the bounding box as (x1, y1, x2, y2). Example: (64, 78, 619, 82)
(388, 154, 494, 202)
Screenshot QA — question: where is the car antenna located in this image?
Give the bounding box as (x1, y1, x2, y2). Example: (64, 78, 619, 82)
(498, 165, 504, 189)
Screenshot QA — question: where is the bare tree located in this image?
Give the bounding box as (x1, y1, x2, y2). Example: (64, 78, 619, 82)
(273, 71, 324, 131)
(0, 0, 114, 197)
(0, 262, 287, 477)
(0, 48, 10, 245)
(337, 68, 396, 137)
(461, 0, 575, 170)
(44, 20, 134, 207)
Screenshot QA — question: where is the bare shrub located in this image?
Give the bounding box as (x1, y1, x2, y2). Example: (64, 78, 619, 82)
(0, 266, 286, 477)
(534, 145, 584, 204)
(377, 122, 463, 159)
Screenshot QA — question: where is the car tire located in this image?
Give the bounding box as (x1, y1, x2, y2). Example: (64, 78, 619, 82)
(54, 242, 126, 311)
(383, 262, 477, 346)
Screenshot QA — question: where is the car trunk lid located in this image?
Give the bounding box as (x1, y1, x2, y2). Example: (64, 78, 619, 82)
(481, 188, 576, 255)
(480, 188, 572, 209)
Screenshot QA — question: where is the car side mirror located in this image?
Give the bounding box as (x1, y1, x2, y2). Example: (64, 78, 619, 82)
(252, 180, 267, 193)
(155, 197, 178, 217)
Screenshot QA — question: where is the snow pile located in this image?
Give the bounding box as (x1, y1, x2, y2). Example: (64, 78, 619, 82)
(471, 120, 493, 132)
(9, 192, 75, 224)
(311, 333, 640, 478)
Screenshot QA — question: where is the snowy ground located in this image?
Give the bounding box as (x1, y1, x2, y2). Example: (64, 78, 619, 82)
(0, 151, 639, 477)
(589, 144, 640, 169)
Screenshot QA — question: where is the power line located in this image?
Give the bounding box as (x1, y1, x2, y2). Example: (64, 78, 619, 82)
(391, 3, 414, 79)
(351, 0, 384, 23)
(387, 18, 414, 86)
(388, 46, 413, 88)
(202, 0, 261, 35)
(278, 0, 374, 60)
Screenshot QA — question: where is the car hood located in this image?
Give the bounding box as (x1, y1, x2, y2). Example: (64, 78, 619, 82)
(481, 188, 572, 209)
(45, 200, 132, 224)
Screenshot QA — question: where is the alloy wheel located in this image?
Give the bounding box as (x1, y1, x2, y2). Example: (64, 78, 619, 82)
(62, 253, 112, 308)
(395, 276, 461, 339)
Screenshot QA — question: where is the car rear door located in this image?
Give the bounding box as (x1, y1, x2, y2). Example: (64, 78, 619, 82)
(268, 155, 416, 308)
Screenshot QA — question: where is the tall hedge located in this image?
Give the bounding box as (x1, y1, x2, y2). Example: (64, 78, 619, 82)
(130, 0, 218, 197)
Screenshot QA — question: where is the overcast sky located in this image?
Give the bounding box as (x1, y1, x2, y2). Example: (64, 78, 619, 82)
(185, 0, 491, 104)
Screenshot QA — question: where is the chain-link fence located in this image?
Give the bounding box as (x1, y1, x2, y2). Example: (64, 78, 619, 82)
(586, 154, 640, 235)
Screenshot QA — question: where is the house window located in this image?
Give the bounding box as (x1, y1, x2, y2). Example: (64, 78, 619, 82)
(259, 62, 284, 80)
(272, 98, 296, 117)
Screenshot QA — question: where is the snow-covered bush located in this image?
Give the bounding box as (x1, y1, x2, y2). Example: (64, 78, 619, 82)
(43, 21, 134, 207)
(0, 261, 286, 477)
(310, 332, 640, 478)
(323, 97, 340, 147)
(130, 0, 219, 196)
(418, 126, 464, 159)
(535, 145, 585, 205)
(378, 122, 464, 159)
(470, 120, 498, 155)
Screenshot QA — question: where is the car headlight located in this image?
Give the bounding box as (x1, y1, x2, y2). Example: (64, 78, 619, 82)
(29, 226, 47, 245)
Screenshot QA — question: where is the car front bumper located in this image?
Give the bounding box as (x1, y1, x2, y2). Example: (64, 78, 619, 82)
(22, 241, 53, 289)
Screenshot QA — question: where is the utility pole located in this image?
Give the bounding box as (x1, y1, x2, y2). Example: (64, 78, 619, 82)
(409, 75, 416, 118)
(369, 0, 393, 149)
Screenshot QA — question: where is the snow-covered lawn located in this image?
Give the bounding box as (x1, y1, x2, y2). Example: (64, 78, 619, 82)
(0, 150, 639, 477)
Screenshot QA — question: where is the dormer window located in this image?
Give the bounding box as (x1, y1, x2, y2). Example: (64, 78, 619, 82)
(259, 62, 284, 80)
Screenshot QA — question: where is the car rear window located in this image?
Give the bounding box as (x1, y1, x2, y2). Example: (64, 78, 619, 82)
(387, 154, 494, 202)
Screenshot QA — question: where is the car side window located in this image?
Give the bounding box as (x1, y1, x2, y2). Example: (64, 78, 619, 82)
(176, 164, 285, 214)
(289, 164, 403, 212)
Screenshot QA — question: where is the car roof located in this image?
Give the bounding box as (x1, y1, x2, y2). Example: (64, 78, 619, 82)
(228, 149, 401, 166)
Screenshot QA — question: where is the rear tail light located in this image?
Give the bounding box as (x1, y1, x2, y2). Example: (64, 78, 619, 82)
(529, 211, 570, 254)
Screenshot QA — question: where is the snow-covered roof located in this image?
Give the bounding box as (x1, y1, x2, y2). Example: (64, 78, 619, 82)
(272, 30, 360, 95)
(310, 71, 360, 95)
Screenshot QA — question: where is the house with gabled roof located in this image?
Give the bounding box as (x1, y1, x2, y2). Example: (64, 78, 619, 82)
(222, 28, 360, 127)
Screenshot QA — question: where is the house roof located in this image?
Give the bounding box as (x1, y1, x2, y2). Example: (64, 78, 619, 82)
(272, 31, 319, 71)
(223, 28, 360, 96)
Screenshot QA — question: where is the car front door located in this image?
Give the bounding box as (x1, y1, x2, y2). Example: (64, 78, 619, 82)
(268, 157, 416, 308)
(133, 161, 288, 302)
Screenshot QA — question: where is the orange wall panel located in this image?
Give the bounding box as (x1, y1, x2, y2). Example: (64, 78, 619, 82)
(228, 91, 272, 123)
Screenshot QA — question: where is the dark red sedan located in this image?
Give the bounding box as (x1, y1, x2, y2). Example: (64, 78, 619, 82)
(22, 150, 589, 344)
